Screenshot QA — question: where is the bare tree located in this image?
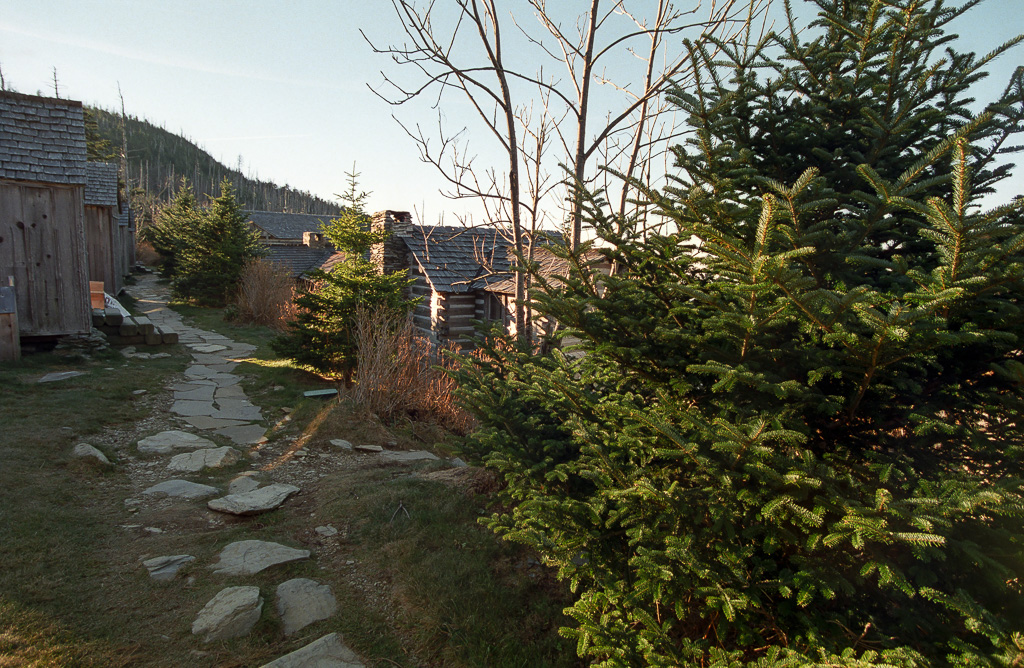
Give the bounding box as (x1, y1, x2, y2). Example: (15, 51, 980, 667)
(51, 67, 60, 98)
(365, 0, 766, 341)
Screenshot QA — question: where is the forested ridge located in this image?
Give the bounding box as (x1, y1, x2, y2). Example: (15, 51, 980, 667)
(89, 107, 341, 218)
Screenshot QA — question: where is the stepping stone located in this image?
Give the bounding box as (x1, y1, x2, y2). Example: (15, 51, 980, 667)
(214, 424, 267, 445)
(276, 578, 337, 635)
(210, 540, 310, 576)
(215, 385, 247, 399)
(210, 374, 241, 387)
(173, 385, 217, 401)
(169, 382, 215, 392)
(168, 446, 241, 472)
(228, 473, 260, 495)
(260, 633, 364, 668)
(208, 363, 239, 373)
(185, 365, 219, 379)
(330, 439, 353, 450)
(315, 526, 338, 537)
(142, 554, 195, 581)
(207, 483, 300, 516)
(188, 343, 228, 353)
(192, 353, 232, 365)
(72, 443, 110, 465)
(39, 371, 85, 383)
(184, 416, 248, 430)
(171, 400, 217, 417)
(191, 586, 263, 642)
(354, 444, 383, 453)
(138, 430, 216, 455)
(380, 450, 440, 463)
(142, 480, 220, 500)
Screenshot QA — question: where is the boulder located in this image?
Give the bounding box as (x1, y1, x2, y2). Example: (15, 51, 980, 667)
(72, 443, 110, 465)
(260, 633, 364, 668)
(142, 480, 220, 500)
(207, 484, 300, 516)
(191, 586, 263, 642)
(167, 447, 240, 473)
(142, 554, 195, 581)
(211, 540, 310, 576)
(275, 578, 337, 635)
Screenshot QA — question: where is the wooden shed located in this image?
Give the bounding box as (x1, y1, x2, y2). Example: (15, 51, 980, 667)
(83, 161, 124, 294)
(0, 91, 91, 339)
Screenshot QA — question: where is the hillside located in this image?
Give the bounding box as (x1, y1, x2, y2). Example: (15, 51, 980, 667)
(89, 107, 341, 220)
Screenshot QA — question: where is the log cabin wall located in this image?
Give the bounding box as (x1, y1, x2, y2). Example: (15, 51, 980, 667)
(83, 162, 123, 294)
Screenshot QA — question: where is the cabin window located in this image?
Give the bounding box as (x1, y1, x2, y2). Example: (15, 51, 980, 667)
(484, 293, 508, 326)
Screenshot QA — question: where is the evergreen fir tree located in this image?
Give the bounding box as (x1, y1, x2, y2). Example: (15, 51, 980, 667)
(142, 179, 200, 279)
(173, 178, 262, 306)
(272, 170, 416, 385)
(455, 1, 1024, 665)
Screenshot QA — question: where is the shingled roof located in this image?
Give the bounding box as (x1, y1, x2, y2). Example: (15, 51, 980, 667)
(0, 91, 87, 185)
(84, 162, 120, 207)
(400, 226, 562, 294)
(247, 211, 334, 240)
(264, 245, 345, 279)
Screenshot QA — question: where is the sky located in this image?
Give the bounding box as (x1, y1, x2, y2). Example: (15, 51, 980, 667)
(1, 0, 1021, 223)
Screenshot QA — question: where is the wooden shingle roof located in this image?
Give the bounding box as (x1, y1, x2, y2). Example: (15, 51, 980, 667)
(84, 162, 120, 207)
(247, 211, 333, 240)
(264, 245, 344, 279)
(0, 91, 87, 185)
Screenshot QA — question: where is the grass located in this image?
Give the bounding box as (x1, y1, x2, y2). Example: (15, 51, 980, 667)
(0, 303, 579, 667)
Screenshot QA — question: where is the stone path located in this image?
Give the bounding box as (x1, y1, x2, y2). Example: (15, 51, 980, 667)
(122, 273, 363, 667)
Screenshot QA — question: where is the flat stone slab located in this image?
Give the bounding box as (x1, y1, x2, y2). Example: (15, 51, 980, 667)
(39, 371, 85, 383)
(192, 586, 262, 642)
(184, 365, 220, 379)
(208, 483, 300, 516)
(173, 385, 217, 401)
(214, 424, 267, 445)
(260, 633, 364, 668)
(211, 540, 310, 576)
(303, 389, 338, 398)
(228, 474, 260, 495)
(184, 416, 248, 430)
(72, 443, 110, 465)
(168, 446, 240, 472)
(142, 554, 195, 581)
(215, 385, 247, 399)
(208, 363, 239, 373)
(354, 445, 383, 453)
(142, 479, 220, 500)
(138, 430, 216, 455)
(330, 439, 353, 450)
(171, 400, 217, 417)
(380, 450, 440, 463)
(188, 343, 228, 353)
(276, 578, 337, 635)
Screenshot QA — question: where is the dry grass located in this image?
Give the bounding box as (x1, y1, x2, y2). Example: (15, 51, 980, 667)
(135, 240, 161, 266)
(350, 307, 473, 434)
(233, 259, 296, 329)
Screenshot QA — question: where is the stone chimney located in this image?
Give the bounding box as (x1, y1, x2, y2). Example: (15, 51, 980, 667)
(370, 210, 413, 275)
(303, 231, 326, 248)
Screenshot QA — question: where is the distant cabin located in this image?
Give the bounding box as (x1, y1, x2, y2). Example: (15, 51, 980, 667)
(0, 91, 92, 339)
(84, 162, 130, 295)
(246, 210, 344, 279)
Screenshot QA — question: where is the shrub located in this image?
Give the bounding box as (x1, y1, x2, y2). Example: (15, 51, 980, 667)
(454, 0, 1024, 665)
(233, 259, 295, 329)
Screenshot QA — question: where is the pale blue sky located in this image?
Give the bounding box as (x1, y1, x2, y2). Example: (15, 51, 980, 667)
(1, 0, 1021, 222)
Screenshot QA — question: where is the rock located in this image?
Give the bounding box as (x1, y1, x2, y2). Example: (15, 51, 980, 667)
(167, 447, 240, 473)
(228, 474, 260, 495)
(210, 540, 310, 576)
(354, 444, 383, 453)
(214, 424, 267, 445)
(72, 443, 110, 465)
(314, 525, 338, 537)
(143, 554, 195, 581)
(133, 389, 148, 395)
(449, 457, 469, 468)
(189, 343, 228, 353)
(380, 450, 440, 463)
(260, 633, 364, 668)
(275, 578, 338, 635)
(191, 586, 263, 642)
(207, 483, 300, 516)
(330, 439, 353, 450)
(39, 371, 85, 383)
(142, 479, 220, 500)
(137, 430, 216, 455)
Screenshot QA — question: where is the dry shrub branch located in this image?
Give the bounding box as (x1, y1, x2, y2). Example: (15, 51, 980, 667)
(233, 259, 296, 329)
(351, 307, 472, 433)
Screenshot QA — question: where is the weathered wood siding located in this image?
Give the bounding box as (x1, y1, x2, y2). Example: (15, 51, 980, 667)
(0, 180, 91, 337)
(84, 203, 122, 294)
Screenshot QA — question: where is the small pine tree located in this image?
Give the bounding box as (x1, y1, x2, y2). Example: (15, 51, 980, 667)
(173, 178, 262, 306)
(272, 170, 416, 385)
(143, 179, 200, 279)
(455, 1, 1024, 665)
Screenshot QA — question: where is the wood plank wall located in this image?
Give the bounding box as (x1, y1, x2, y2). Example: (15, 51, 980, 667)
(0, 181, 91, 336)
(84, 204, 122, 294)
